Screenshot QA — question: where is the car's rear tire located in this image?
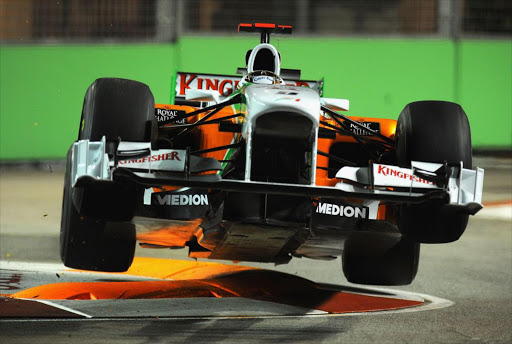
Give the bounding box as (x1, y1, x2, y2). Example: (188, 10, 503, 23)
(60, 78, 156, 271)
(342, 234, 420, 285)
(396, 101, 472, 243)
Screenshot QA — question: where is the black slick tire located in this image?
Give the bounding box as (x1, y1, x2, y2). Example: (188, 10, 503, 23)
(79, 78, 157, 144)
(396, 101, 472, 243)
(342, 234, 420, 286)
(60, 148, 136, 272)
(60, 78, 155, 271)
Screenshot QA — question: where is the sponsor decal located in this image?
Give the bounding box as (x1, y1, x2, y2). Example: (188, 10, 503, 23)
(178, 73, 240, 97)
(349, 122, 380, 136)
(156, 194, 209, 206)
(316, 203, 369, 219)
(176, 72, 320, 98)
(253, 75, 274, 84)
(119, 152, 181, 165)
(155, 108, 187, 124)
(376, 165, 434, 186)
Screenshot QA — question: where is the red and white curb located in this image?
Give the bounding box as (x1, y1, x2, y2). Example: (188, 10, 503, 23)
(0, 260, 453, 319)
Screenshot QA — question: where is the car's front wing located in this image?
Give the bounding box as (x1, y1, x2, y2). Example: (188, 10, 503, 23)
(71, 138, 484, 215)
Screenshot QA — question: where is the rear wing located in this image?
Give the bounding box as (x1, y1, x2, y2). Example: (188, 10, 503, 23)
(173, 71, 323, 104)
(238, 23, 292, 44)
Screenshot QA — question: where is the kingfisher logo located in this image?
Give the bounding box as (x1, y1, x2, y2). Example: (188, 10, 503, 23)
(176, 72, 319, 98)
(156, 194, 209, 206)
(178, 73, 240, 97)
(316, 203, 368, 218)
(119, 152, 181, 165)
(377, 165, 434, 185)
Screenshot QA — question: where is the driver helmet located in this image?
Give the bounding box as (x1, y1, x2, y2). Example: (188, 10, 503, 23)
(247, 43, 281, 75)
(238, 44, 283, 87)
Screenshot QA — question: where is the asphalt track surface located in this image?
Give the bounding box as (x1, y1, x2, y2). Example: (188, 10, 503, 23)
(0, 156, 511, 343)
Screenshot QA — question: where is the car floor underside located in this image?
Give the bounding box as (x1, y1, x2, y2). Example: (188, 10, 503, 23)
(134, 190, 401, 263)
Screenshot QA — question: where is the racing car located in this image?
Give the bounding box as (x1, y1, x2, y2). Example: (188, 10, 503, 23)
(60, 23, 484, 285)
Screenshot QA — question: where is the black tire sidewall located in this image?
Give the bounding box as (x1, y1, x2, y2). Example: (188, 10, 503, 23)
(342, 234, 420, 285)
(61, 77, 152, 271)
(60, 147, 107, 269)
(397, 100, 472, 168)
(396, 101, 472, 243)
(79, 78, 156, 144)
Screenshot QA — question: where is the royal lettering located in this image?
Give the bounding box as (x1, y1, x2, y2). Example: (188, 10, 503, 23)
(349, 122, 380, 136)
(156, 109, 179, 121)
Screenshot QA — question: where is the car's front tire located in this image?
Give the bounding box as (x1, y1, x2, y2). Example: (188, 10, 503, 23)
(60, 78, 156, 271)
(396, 100, 472, 243)
(60, 148, 136, 272)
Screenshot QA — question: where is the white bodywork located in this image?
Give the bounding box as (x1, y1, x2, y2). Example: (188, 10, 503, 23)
(71, 139, 187, 187)
(242, 84, 321, 183)
(336, 161, 484, 208)
(70, 137, 484, 213)
(321, 98, 350, 111)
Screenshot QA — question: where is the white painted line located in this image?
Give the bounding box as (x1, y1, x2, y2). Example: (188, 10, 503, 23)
(2, 289, 452, 321)
(0, 261, 162, 285)
(51, 298, 328, 318)
(20, 298, 93, 319)
(476, 205, 512, 220)
(341, 287, 454, 316)
(0, 261, 67, 272)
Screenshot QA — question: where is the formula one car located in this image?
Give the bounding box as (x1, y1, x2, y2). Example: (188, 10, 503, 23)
(60, 23, 484, 285)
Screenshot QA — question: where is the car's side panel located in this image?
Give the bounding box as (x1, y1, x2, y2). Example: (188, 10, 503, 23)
(316, 116, 397, 187)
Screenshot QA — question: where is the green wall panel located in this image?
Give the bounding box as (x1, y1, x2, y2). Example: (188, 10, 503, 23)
(0, 37, 510, 160)
(0, 44, 176, 160)
(457, 41, 512, 147)
(277, 38, 456, 117)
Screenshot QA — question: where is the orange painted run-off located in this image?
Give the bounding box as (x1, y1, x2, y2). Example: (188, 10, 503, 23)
(108, 257, 258, 280)
(6, 257, 424, 314)
(9, 280, 238, 301)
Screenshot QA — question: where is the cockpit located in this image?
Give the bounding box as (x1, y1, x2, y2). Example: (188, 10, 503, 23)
(238, 23, 292, 86)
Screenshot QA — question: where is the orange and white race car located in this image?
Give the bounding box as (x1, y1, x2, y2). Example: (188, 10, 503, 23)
(60, 23, 484, 285)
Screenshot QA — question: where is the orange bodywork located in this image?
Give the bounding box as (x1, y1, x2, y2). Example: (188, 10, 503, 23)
(154, 103, 397, 221)
(155, 103, 397, 182)
(317, 115, 397, 187)
(156, 103, 240, 163)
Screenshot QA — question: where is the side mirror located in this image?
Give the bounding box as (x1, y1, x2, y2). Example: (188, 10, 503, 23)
(321, 98, 349, 111)
(185, 89, 221, 104)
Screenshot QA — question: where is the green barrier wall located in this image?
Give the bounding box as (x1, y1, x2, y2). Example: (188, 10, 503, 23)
(0, 37, 510, 160)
